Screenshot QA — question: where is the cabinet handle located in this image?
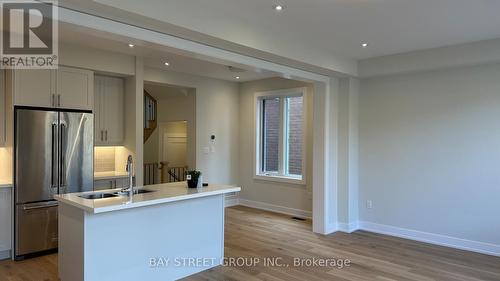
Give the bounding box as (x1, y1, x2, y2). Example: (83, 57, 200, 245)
(105, 130, 108, 141)
(100, 130, 103, 141)
(51, 94, 55, 107)
(57, 95, 61, 107)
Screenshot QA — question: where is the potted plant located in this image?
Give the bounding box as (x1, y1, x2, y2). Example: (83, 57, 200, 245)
(186, 170, 202, 188)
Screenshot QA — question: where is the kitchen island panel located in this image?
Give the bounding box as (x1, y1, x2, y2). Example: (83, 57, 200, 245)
(59, 194, 224, 281)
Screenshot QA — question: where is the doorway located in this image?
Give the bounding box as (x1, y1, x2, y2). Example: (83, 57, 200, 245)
(142, 82, 196, 185)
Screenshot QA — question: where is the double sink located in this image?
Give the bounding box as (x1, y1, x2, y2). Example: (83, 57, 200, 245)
(79, 189, 155, 200)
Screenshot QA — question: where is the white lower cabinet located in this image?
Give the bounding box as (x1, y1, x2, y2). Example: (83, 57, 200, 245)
(94, 179, 114, 191)
(94, 177, 128, 191)
(115, 178, 128, 189)
(0, 187, 12, 260)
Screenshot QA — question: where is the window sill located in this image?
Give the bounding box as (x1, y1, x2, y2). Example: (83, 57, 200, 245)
(254, 174, 306, 185)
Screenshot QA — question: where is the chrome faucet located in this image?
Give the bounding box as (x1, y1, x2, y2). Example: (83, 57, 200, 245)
(122, 155, 134, 196)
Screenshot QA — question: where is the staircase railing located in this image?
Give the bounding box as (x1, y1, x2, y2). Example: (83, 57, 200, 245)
(144, 90, 157, 143)
(168, 167, 187, 182)
(144, 162, 159, 185)
(160, 161, 188, 183)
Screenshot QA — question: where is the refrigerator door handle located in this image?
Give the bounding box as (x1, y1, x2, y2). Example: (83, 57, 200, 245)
(59, 123, 67, 190)
(51, 123, 58, 189)
(23, 201, 59, 211)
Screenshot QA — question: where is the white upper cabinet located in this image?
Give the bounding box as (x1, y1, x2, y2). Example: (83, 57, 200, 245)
(56, 67, 94, 110)
(103, 76, 124, 144)
(0, 70, 5, 146)
(94, 76, 105, 145)
(13, 66, 94, 110)
(13, 69, 54, 108)
(94, 75, 124, 146)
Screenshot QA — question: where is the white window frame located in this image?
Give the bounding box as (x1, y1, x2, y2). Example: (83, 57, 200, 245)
(254, 87, 307, 185)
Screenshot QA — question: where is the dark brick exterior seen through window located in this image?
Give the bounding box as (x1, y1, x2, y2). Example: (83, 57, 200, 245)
(287, 96, 303, 175)
(262, 98, 280, 172)
(261, 95, 303, 176)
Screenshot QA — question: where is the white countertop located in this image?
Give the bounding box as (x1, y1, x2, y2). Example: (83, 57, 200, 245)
(94, 171, 129, 180)
(55, 182, 241, 214)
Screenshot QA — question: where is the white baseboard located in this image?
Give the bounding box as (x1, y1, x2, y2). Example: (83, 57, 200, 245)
(223, 197, 500, 257)
(224, 197, 240, 207)
(239, 199, 312, 219)
(337, 221, 359, 233)
(358, 221, 500, 257)
(325, 222, 338, 234)
(0, 250, 11, 260)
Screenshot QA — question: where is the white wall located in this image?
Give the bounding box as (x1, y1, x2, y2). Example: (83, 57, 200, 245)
(359, 63, 500, 247)
(320, 78, 339, 232)
(144, 68, 239, 184)
(337, 78, 359, 230)
(238, 78, 314, 216)
(143, 132, 158, 165)
(123, 57, 144, 183)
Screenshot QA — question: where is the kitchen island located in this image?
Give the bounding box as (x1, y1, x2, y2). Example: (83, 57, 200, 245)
(54, 182, 241, 281)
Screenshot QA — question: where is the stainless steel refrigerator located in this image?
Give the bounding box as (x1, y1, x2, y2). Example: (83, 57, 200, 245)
(14, 108, 93, 260)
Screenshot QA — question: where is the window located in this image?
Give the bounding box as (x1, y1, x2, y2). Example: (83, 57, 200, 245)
(255, 88, 306, 184)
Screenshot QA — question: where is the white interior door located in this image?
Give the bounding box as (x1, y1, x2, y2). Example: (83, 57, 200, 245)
(162, 134, 187, 167)
(159, 121, 188, 168)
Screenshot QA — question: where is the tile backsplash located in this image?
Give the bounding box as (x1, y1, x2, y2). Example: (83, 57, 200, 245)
(94, 147, 116, 172)
(94, 146, 131, 173)
(0, 147, 12, 183)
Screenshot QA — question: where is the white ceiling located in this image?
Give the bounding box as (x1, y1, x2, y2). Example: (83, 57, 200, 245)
(93, 0, 500, 61)
(59, 23, 280, 82)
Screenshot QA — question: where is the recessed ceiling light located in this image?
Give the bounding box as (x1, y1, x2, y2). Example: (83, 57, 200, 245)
(273, 4, 284, 11)
(164, 62, 170, 66)
(128, 44, 135, 48)
(361, 43, 368, 48)
(235, 76, 240, 79)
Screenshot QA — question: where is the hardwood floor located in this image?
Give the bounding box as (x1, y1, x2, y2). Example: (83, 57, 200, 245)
(1, 206, 499, 281)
